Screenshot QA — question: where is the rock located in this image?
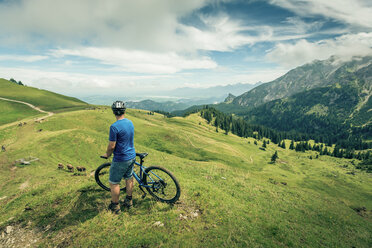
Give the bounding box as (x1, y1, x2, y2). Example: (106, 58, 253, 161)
(5, 226, 13, 234)
(179, 214, 188, 220)
(221, 177, 226, 180)
(153, 221, 164, 227)
(191, 212, 199, 218)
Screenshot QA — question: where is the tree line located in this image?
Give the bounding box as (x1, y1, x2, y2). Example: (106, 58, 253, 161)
(195, 106, 371, 171)
(10, 78, 24, 86)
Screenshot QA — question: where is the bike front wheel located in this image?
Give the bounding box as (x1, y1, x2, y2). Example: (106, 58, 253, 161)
(95, 163, 126, 192)
(143, 166, 181, 204)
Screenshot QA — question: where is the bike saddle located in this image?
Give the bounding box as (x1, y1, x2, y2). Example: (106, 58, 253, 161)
(136, 153, 148, 159)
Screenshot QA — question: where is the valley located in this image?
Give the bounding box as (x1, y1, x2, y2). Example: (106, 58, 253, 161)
(0, 101, 371, 247)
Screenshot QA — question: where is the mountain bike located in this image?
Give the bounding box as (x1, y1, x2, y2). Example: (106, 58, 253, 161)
(95, 153, 181, 204)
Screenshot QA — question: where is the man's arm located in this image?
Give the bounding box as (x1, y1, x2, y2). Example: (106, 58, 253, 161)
(103, 141, 116, 158)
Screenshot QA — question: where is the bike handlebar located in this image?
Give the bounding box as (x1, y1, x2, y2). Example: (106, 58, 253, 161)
(100, 155, 108, 159)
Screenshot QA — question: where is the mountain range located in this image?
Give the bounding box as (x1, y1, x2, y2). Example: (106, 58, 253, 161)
(173, 56, 372, 148)
(123, 82, 261, 112)
(232, 56, 371, 109)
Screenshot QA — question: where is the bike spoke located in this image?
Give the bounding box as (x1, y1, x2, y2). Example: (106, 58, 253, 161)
(146, 168, 179, 201)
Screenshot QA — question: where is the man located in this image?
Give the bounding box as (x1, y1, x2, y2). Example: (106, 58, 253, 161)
(102, 101, 136, 214)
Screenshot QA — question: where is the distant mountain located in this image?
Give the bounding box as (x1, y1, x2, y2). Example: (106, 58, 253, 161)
(240, 58, 372, 146)
(233, 56, 372, 108)
(167, 82, 262, 99)
(125, 95, 231, 112)
(81, 82, 262, 109)
(245, 83, 370, 140)
(224, 93, 236, 103)
(173, 56, 372, 148)
(125, 100, 189, 112)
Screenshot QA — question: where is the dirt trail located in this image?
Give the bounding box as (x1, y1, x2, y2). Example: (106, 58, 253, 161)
(0, 97, 54, 128)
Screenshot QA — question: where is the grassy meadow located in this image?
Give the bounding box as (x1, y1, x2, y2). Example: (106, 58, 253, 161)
(0, 99, 44, 125)
(0, 107, 371, 247)
(0, 78, 88, 112)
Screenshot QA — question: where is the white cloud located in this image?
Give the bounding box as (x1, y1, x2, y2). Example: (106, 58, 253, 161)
(50, 47, 217, 74)
(0, 66, 173, 95)
(230, 69, 288, 83)
(0, 0, 207, 50)
(0, 55, 48, 62)
(266, 32, 372, 68)
(269, 0, 372, 28)
(0, 0, 324, 53)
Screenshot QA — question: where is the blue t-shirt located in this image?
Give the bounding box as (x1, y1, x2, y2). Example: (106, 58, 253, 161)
(109, 118, 136, 162)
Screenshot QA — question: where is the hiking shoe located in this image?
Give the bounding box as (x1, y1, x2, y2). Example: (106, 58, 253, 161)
(123, 196, 133, 209)
(108, 201, 121, 214)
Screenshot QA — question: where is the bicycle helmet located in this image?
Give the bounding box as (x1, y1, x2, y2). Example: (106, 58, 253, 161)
(111, 100, 126, 116)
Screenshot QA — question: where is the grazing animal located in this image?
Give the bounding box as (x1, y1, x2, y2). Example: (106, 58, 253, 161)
(18, 123, 23, 127)
(23, 122, 27, 125)
(58, 163, 64, 169)
(76, 166, 86, 172)
(1, 145, 5, 152)
(66, 164, 74, 172)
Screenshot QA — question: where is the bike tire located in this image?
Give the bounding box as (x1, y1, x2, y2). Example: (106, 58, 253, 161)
(143, 166, 181, 204)
(95, 162, 126, 192)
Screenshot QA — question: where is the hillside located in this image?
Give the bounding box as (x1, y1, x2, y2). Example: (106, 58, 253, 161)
(0, 99, 42, 125)
(232, 56, 372, 108)
(175, 56, 372, 149)
(0, 107, 371, 247)
(0, 78, 88, 112)
(242, 80, 371, 145)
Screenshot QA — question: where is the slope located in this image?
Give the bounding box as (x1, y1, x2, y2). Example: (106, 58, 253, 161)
(0, 99, 42, 125)
(232, 56, 372, 108)
(0, 107, 371, 247)
(243, 81, 371, 144)
(0, 78, 88, 112)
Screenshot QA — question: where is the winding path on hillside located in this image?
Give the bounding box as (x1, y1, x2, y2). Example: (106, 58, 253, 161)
(0, 96, 54, 124)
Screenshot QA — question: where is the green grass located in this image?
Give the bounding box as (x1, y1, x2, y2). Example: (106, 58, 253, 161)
(0, 108, 371, 247)
(0, 99, 43, 125)
(0, 78, 88, 112)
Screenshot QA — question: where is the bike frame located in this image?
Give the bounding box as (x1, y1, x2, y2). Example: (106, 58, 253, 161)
(132, 161, 162, 189)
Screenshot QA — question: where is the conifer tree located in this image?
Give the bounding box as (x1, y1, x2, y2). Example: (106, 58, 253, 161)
(271, 151, 278, 163)
(323, 147, 328, 156)
(289, 140, 294, 150)
(281, 140, 286, 149)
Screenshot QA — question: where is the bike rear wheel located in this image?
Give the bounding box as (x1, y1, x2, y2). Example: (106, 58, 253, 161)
(95, 163, 126, 192)
(143, 166, 181, 204)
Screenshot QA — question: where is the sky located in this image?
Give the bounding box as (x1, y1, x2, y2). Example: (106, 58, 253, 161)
(0, 0, 371, 98)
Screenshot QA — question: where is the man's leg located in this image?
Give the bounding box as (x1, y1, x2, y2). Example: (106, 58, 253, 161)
(123, 177, 134, 208)
(110, 183, 120, 203)
(125, 177, 133, 196)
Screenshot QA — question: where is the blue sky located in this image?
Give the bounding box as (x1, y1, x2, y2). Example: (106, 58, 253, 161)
(0, 0, 371, 97)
